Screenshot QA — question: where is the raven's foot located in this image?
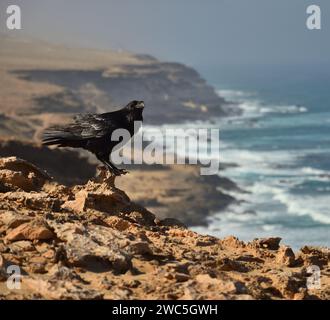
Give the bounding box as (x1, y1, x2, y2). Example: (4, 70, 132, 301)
(112, 168, 129, 176)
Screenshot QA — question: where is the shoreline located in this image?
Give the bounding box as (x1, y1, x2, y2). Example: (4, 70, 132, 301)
(202, 87, 330, 250)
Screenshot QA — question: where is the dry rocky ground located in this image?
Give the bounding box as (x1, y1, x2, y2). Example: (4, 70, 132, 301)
(0, 157, 329, 300)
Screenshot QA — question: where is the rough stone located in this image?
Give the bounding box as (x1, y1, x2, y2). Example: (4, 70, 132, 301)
(0, 157, 328, 300)
(276, 246, 296, 267)
(5, 219, 55, 242)
(252, 237, 282, 250)
(0, 157, 51, 191)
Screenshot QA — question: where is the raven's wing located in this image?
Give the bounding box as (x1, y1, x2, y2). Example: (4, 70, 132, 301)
(42, 113, 116, 146)
(72, 114, 111, 139)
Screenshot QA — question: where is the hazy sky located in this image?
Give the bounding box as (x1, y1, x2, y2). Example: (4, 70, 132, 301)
(1, 0, 329, 67)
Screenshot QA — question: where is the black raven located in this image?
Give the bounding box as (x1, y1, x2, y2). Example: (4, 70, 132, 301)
(42, 100, 144, 176)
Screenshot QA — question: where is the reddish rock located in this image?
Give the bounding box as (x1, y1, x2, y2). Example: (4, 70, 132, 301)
(0, 211, 32, 228)
(160, 218, 186, 228)
(5, 219, 55, 241)
(276, 246, 296, 267)
(0, 157, 51, 191)
(252, 237, 282, 250)
(104, 216, 131, 231)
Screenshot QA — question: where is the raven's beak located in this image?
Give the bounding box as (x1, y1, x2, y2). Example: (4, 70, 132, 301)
(136, 101, 145, 109)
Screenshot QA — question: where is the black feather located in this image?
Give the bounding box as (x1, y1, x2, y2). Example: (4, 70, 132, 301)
(42, 100, 144, 176)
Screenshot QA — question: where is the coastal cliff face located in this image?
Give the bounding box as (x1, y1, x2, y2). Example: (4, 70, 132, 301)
(13, 62, 231, 125)
(0, 34, 236, 143)
(0, 157, 329, 300)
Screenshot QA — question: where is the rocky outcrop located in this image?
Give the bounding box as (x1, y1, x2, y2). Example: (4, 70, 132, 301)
(0, 157, 329, 300)
(0, 140, 96, 186)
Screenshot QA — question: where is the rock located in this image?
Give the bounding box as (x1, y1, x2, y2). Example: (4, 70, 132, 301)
(299, 246, 329, 269)
(48, 265, 87, 283)
(217, 258, 249, 272)
(160, 218, 186, 228)
(5, 219, 55, 242)
(276, 246, 296, 267)
(63, 171, 130, 214)
(48, 222, 85, 240)
(124, 279, 141, 288)
(128, 241, 153, 256)
(300, 246, 326, 255)
(104, 216, 131, 231)
(0, 192, 62, 211)
(63, 189, 129, 214)
(64, 236, 131, 273)
(51, 223, 132, 273)
(0, 157, 51, 191)
(9, 240, 35, 253)
(164, 262, 190, 274)
(28, 257, 47, 274)
(272, 274, 306, 299)
(0, 253, 5, 268)
(0, 211, 32, 228)
(0, 254, 6, 281)
(221, 236, 245, 248)
(252, 237, 282, 250)
(22, 277, 103, 300)
(180, 274, 242, 299)
(195, 236, 216, 247)
(174, 273, 190, 282)
(124, 210, 156, 227)
(293, 288, 309, 300)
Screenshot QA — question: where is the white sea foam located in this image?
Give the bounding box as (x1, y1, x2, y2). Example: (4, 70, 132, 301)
(218, 178, 330, 226)
(273, 191, 330, 225)
(301, 167, 328, 175)
(217, 89, 308, 117)
(260, 105, 307, 114)
(219, 148, 298, 177)
(217, 89, 256, 100)
(220, 151, 330, 221)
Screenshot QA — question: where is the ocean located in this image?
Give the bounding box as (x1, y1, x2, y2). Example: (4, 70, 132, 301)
(192, 64, 330, 250)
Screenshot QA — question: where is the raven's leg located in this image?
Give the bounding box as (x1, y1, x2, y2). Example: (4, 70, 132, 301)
(96, 153, 128, 176)
(96, 153, 114, 173)
(107, 160, 128, 176)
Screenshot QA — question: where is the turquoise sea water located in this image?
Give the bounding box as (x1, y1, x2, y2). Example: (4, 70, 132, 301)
(193, 64, 330, 249)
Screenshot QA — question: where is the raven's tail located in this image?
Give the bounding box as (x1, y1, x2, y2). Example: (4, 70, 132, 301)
(42, 126, 81, 148)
